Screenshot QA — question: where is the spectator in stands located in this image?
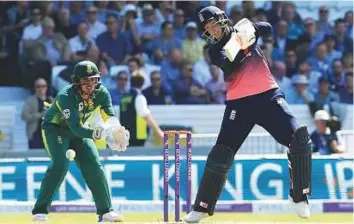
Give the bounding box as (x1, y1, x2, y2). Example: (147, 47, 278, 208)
(179, 1, 202, 23)
(241, 1, 255, 19)
(316, 6, 332, 37)
(110, 71, 129, 105)
(21, 78, 53, 149)
(338, 72, 353, 104)
(252, 8, 267, 22)
(324, 34, 342, 64)
(137, 4, 160, 54)
(96, 13, 132, 66)
(342, 52, 353, 73)
(261, 41, 276, 66)
(0, 13, 18, 86)
(205, 65, 226, 104)
(344, 10, 353, 40)
(274, 20, 296, 59)
(272, 60, 292, 91)
(150, 21, 182, 64)
(97, 1, 110, 23)
(86, 6, 106, 40)
(23, 17, 70, 65)
(311, 110, 344, 155)
(54, 7, 76, 39)
(281, 2, 303, 40)
(143, 71, 170, 105)
(297, 61, 322, 94)
(69, 21, 95, 61)
(193, 45, 214, 86)
(120, 4, 141, 52)
(98, 60, 115, 91)
(303, 18, 324, 52)
(266, 1, 282, 26)
(334, 19, 353, 53)
(22, 7, 42, 42)
(85, 44, 99, 63)
(182, 21, 205, 63)
(173, 60, 208, 104)
(6, 1, 30, 36)
(285, 49, 297, 77)
(229, 6, 243, 25)
(173, 9, 186, 40)
(155, 1, 175, 24)
(262, 36, 283, 62)
(295, 34, 311, 64)
(286, 75, 314, 104)
(127, 57, 151, 89)
(110, 1, 125, 18)
(315, 77, 340, 110)
(161, 47, 182, 94)
(329, 59, 346, 90)
(307, 43, 330, 75)
(69, 1, 85, 26)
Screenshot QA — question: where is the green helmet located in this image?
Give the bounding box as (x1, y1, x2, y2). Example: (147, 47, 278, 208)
(71, 61, 100, 83)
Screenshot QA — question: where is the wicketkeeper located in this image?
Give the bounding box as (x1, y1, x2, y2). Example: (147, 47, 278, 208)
(32, 61, 130, 223)
(185, 6, 312, 223)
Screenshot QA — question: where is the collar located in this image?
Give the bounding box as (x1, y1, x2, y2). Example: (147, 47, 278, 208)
(132, 87, 141, 94)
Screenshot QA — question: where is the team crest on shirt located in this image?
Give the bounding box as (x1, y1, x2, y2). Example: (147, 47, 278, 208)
(78, 102, 84, 111)
(63, 109, 70, 119)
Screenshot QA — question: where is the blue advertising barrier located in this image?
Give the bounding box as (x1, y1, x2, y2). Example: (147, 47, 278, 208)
(0, 156, 352, 202)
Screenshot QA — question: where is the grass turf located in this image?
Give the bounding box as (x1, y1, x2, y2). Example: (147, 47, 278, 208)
(0, 213, 352, 224)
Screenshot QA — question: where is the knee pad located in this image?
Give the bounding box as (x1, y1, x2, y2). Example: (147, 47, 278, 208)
(289, 125, 312, 154)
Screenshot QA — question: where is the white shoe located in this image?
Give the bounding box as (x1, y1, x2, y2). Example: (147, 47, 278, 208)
(184, 211, 209, 223)
(289, 195, 310, 219)
(32, 214, 48, 222)
(98, 211, 124, 223)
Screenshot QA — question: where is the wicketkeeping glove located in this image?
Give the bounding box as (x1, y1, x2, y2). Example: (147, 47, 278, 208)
(92, 117, 130, 151)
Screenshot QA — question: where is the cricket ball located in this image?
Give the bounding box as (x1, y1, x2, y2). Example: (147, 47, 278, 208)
(66, 149, 76, 161)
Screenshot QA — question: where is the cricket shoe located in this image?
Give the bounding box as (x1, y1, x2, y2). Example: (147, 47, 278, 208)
(289, 194, 310, 219)
(98, 211, 124, 223)
(184, 211, 210, 223)
(32, 214, 48, 222)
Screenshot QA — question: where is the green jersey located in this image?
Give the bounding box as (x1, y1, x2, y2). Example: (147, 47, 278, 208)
(43, 84, 115, 138)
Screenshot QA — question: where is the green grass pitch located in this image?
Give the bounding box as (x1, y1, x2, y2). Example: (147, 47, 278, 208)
(0, 213, 352, 224)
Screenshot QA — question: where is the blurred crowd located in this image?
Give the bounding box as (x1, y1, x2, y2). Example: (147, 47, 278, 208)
(0, 1, 353, 108)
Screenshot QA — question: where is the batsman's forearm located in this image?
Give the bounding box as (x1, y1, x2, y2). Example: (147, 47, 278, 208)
(143, 114, 162, 136)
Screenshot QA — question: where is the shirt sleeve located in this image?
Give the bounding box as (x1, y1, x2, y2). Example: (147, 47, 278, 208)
(134, 94, 151, 117)
(100, 86, 115, 121)
(56, 95, 94, 138)
(22, 27, 30, 40)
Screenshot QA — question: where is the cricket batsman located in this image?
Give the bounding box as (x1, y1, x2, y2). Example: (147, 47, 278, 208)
(184, 6, 312, 223)
(31, 61, 130, 223)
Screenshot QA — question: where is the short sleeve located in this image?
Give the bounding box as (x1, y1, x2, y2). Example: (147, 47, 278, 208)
(135, 94, 151, 117)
